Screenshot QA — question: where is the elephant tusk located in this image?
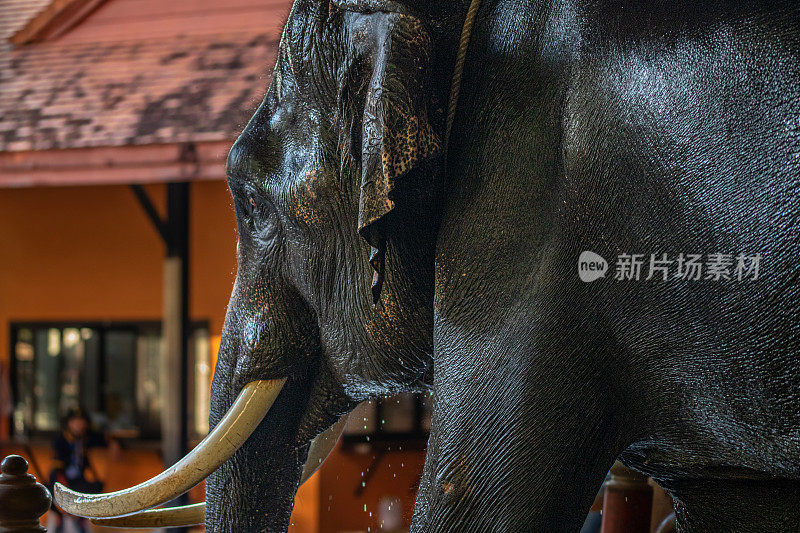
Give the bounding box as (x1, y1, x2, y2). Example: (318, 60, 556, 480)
(90, 503, 205, 529)
(54, 379, 287, 519)
(300, 413, 349, 483)
(90, 413, 349, 529)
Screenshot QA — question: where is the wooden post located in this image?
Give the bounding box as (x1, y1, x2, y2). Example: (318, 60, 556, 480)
(131, 181, 191, 533)
(600, 461, 653, 533)
(0, 455, 51, 532)
(162, 182, 190, 469)
(162, 182, 191, 533)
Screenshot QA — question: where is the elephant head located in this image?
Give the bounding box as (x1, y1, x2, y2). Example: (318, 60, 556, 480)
(55, 0, 458, 530)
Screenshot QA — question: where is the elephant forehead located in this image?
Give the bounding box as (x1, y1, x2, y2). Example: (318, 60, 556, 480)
(284, 168, 332, 225)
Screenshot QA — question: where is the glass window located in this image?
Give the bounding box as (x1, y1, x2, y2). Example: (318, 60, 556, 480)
(10, 322, 210, 440)
(380, 393, 417, 433)
(342, 392, 432, 448)
(12, 328, 35, 436)
(136, 328, 163, 439)
(191, 328, 211, 436)
(104, 330, 138, 433)
(33, 329, 60, 432)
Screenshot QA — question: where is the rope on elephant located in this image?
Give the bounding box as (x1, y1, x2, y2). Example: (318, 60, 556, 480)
(444, 0, 484, 160)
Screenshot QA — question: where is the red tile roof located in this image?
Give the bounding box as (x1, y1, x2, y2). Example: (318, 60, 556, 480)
(0, 1, 280, 152)
(0, 0, 52, 41)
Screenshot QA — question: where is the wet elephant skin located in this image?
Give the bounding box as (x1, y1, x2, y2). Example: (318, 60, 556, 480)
(211, 1, 800, 531)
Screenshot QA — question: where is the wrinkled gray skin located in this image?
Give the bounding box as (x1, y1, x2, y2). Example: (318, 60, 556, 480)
(209, 0, 800, 531)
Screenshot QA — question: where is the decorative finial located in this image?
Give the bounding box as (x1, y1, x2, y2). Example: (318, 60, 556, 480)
(0, 455, 52, 532)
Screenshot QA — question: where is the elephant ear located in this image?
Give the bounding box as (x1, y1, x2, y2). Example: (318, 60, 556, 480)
(356, 10, 442, 303)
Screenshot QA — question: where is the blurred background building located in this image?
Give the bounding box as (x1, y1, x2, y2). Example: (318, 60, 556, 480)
(0, 0, 429, 531)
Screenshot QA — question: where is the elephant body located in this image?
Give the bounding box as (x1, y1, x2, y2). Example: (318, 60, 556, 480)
(424, 1, 800, 531)
(67, 1, 797, 531)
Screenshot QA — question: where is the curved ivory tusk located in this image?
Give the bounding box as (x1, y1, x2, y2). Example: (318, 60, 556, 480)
(91, 413, 348, 529)
(55, 379, 286, 519)
(91, 503, 205, 529)
(300, 413, 349, 483)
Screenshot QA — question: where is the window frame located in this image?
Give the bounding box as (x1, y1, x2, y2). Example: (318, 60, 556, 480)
(8, 319, 210, 442)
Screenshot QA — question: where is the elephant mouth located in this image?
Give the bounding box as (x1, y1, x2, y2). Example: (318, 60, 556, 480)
(53, 379, 348, 529)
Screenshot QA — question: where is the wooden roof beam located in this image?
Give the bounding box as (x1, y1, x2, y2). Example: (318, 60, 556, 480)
(9, 0, 109, 45)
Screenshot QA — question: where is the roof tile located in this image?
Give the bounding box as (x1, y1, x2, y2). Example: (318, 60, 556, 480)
(1, 2, 278, 152)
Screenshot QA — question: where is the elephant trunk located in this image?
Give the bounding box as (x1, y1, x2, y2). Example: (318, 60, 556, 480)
(205, 432, 304, 532)
(204, 367, 318, 533)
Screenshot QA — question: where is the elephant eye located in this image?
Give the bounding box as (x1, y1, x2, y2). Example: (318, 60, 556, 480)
(244, 191, 275, 222)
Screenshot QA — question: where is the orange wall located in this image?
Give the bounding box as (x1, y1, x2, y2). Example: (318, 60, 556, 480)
(0, 180, 237, 369)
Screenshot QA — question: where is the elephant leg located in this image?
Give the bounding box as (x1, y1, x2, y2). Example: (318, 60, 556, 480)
(412, 323, 628, 532)
(671, 480, 800, 533)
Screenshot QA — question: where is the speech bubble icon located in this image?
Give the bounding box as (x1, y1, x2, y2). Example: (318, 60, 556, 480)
(578, 251, 608, 282)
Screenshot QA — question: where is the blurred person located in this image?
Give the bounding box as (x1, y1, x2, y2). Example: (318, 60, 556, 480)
(49, 406, 114, 533)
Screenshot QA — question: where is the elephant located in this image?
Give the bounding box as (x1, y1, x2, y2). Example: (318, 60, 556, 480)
(55, 0, 800, 531)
